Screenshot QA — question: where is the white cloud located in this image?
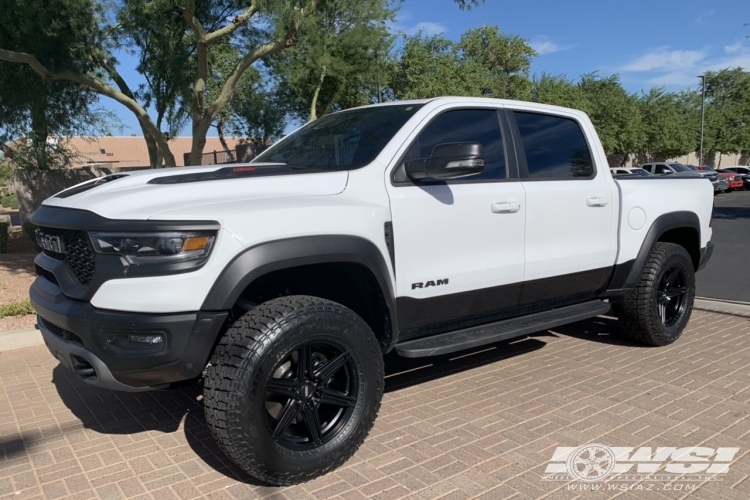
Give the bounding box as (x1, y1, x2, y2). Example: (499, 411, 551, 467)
(529, 37, 575, 56)
(404, 21, 447, 36)
(646, 72, 700, 87)
(630, 45, 750, 88)
(725, 41, 745, 54)
(618, 48, 708, 72)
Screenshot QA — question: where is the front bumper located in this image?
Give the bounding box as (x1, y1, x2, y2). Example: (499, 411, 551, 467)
(31, 276, 227, 391)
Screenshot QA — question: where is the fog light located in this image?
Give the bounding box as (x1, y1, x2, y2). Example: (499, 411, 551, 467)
(127, 334, 164, 345)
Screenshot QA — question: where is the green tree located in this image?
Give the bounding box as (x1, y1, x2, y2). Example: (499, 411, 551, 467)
(638, 87, 695, 160)
(578, 73, 644, 158)
(0, 0, 114, 169)
(390, 27, 536, 100)
(117, 0, 195, 166)
(207, 44, 286, 155)
(0, 0, 324, 167)
(530, 74, 590, 112)
(272, 0, 395, 122)
(702, 68, 750, 165)
(457, 26, 536, 100)
(390, 33, 474, 99)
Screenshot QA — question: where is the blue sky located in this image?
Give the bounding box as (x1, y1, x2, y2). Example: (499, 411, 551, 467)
(106, 0, 750, 136)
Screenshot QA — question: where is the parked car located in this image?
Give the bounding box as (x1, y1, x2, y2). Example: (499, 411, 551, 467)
(610, 167, 653, 177)
(685, 164, 727, 193)
(29, 98, 714, 485)
(718, 167, 750, 190)
(641, 162, 703, 178)
(698, 166, 744, 191)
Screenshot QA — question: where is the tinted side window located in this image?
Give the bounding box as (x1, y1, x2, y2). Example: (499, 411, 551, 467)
(513, 112, 593, 179)
(654, 164, 670, 174)
(406, 109, 506, 180)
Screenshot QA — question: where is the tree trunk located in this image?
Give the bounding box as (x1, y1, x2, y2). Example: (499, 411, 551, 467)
(189, 115, 212, 167)
(308, 65, 327, 123)
(216, 121, 235, 161)
(30, 103, 49, 170)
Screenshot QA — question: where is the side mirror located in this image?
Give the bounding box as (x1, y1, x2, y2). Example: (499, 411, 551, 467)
(664, 170, 674, 175)
(405, 142, 484, 181)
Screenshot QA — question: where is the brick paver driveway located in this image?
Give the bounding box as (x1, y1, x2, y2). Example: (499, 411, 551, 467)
(2, 307, 750, 500)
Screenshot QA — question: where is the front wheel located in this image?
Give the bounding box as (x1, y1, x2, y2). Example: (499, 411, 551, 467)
(615, 243, 695, 346)
(203, 296, 384, 485)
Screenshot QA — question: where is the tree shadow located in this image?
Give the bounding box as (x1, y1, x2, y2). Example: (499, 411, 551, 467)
(712, 206, 750, 220)
(548, 314, 651, 347)
(46, 364, 268, 485)
(0, 236, 37, 276)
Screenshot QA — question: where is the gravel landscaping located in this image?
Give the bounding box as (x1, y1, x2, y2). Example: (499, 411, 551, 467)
(0, 236, 38, 332)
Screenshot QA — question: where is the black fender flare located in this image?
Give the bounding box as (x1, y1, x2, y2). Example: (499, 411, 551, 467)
(605, 211, 701, 294)
(200, 235, 398, 333)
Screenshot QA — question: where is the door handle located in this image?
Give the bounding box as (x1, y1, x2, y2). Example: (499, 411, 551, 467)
(491, 201, 521, 213)
(586, 197, 608, 207)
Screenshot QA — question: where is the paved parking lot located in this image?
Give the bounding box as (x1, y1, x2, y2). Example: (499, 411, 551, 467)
(697, 190, 750, 302)
(2, 304, 750, 500)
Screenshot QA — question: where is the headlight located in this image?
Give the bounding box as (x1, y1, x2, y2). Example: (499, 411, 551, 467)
(89, 231, 215, 264)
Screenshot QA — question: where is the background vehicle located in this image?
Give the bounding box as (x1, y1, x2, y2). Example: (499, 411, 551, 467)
(686, 164, 726, 193)
(699, 166, 744, 192)
(718, 167, 750, 190)
(641, 162, 704, 178)
(610, 167, 653, 177)
(29, 98, 714, 486)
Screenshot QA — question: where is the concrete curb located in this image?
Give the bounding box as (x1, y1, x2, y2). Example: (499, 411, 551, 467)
(695, 297, 750, 316)
(0, 328, 43, 353)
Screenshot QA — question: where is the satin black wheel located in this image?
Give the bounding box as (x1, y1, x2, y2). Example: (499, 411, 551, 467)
(656, 266, 689, 327)
(615, 242, 695, 346)
(203, 296, 383, 486)
(264, 341, 358, 450)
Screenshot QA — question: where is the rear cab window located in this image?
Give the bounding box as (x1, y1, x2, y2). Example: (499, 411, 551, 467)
(511, 111, 594, 180)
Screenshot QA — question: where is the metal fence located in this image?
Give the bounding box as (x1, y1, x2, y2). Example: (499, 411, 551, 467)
(184, 144, 268, 166)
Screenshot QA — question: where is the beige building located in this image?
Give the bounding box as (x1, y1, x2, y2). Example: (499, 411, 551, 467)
(65, 136, 244, 168)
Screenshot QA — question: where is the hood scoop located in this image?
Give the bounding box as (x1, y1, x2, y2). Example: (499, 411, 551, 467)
(148, 164, 288, 185)
(55, 174, 130, 199)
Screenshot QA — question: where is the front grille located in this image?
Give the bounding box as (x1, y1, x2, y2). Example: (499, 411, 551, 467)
(38, 227, 96, 285)
(39, 317, 83, 345)
(707, 174, 717, 181)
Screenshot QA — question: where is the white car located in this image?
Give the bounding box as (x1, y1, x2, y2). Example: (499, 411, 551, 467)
(29, 97, 714, 485)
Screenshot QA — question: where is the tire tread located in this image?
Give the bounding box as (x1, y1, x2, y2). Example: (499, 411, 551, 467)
(203, 296, 383, 486)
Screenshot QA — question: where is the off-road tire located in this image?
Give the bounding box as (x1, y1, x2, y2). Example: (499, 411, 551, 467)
(203, 296, 384, 486)
(615, 242, 695, 346)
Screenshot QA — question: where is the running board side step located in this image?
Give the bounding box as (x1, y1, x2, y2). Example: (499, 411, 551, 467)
(395, 300, 612, 358)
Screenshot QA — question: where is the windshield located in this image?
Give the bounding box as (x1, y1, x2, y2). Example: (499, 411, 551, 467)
(701, 167, 717, 173)
(634, 169, 652, 177)
(668, 163, 691, 172)
(685, 165, 699, 171)
(254, 104, 423, 171)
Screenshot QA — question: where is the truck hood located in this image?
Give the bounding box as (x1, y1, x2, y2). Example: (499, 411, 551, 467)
(41, 164, 349, 220)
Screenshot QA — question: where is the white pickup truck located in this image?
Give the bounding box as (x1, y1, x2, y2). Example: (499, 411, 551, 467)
(29, 97, 714, 485)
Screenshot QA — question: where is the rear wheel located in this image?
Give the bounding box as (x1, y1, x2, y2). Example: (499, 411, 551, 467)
(615, 243, 695, 346)
(203, 296, 384, 485)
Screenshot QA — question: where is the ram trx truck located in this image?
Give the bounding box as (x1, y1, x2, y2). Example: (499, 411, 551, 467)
(29, 97, 714, 485)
